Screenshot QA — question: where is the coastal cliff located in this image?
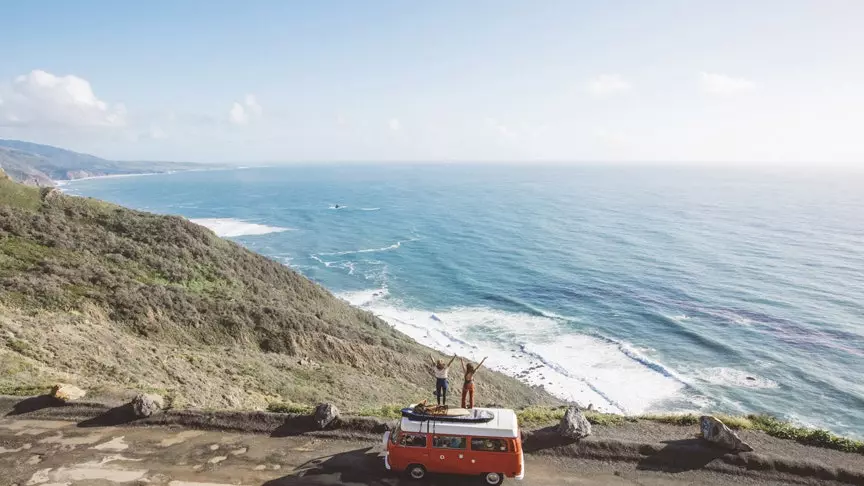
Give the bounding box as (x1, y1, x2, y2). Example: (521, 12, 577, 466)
(0, 172, 555, 410)
(0, 139, 216, 186)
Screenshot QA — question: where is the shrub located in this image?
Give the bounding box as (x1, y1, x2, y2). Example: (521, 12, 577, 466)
(267, 402, 314, 415)
(517, 406, 566, 425)
(355, 404, 404, 419)
(746, 414, 864, 454)
(639, 413, 700, 426)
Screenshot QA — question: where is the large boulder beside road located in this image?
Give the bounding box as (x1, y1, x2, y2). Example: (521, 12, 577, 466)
(314, 403, 340, 429)
(700, 415, 754, 452)
(558, 406, 592, 440)
(131, 393, 165, 418)
(51, 383, 86, 402)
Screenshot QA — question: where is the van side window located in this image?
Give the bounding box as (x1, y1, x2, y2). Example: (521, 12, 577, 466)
(432, 435, 467, 449)
(470, 437, 510, 452)
(398, 433, 427, 448)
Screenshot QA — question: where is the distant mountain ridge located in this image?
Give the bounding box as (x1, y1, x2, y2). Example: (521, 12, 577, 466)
(0, 139, 216, 186)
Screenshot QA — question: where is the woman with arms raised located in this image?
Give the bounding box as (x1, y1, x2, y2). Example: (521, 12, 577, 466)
(460, 356, 487, 409)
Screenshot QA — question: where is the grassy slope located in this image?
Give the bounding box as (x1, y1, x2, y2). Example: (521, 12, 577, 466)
(0, 171, 556, 410)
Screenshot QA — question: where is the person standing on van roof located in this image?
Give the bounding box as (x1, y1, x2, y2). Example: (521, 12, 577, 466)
(430, 354, 458, 406)
(460, 356, 488, 409)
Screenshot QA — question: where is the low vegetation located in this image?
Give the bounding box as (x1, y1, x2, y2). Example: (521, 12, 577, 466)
(513, 407, 863, 455)
(267, 402, 314, 415)
(355, 404, 405, 420)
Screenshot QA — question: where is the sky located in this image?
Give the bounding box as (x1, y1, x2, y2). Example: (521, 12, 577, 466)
(0, 0, 863, 164)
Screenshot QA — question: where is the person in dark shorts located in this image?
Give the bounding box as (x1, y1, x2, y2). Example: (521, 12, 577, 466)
(430, 353, 457, 406)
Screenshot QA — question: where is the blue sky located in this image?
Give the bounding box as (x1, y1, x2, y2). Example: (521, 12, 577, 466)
(1, 1, 862, 164)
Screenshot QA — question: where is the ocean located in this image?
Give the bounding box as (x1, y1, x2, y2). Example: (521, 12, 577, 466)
(60, 164, 864, 438)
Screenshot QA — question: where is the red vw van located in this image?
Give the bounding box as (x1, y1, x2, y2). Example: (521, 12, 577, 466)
(383, 407, 524, 484)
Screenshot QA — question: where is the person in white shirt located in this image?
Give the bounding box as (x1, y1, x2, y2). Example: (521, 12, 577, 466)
(430, 353, 457, 406)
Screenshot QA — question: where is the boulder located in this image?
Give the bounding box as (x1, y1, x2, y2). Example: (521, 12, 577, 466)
(700, 415, 753, 452)
(314, 403, 339, 429)
(131, 393, 165, 418)
(558, 406, 592, 440)
(51, 383, 86, 402)
(40, 187, 62, 201)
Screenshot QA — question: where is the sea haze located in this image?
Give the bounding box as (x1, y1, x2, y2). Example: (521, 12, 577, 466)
(63, 164, 864, 438)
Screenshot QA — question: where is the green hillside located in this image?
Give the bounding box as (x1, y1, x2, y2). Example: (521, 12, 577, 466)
(0, 170, 555, 410)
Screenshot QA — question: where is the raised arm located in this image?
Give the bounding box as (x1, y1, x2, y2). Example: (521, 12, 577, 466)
(475, 357, 488, 372)
(429, 354, 437, 367)
(447, 354, 457, 368)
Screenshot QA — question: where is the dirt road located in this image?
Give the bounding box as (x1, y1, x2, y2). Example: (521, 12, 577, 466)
(1, 417, 853, 486)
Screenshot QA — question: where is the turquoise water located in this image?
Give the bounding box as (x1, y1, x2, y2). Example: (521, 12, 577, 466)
(63, 165, 864, 438)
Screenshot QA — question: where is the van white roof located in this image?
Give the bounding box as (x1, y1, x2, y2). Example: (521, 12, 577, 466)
(399, 407, 519, 439)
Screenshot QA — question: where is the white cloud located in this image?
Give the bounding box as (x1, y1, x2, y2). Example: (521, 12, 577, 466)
(229, 102, 248, 125)
(0, 70, 126, 127)
(485, 117, 515, 138)
(229, 93, 263, 125)
(148, 125, 167, 139)
(700, 72, 757, 95)
(388, 118, 401, 131)
(586, 74, 631, 97)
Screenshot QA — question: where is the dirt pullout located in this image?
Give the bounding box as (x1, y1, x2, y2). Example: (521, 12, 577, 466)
(2, 396, 862, 485)
(0, 416, 848, 486)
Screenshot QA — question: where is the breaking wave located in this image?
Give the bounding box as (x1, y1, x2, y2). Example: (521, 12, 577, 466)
(190, 218, 291, 237)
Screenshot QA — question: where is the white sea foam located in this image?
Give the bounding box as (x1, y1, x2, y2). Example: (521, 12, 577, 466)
(317, 238, 417, 256)
(359, 207, 381, 211)
(190, 218, 291, 237)
(341, 287, 390, 307)
(698, 367, 779, 389)
(342, 290, 685, 414)
(54, 172, 169, 185)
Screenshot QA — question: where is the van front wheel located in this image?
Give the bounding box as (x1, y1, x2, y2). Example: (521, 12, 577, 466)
(407, 464, 426, 480)
(483, 472, 504, 485)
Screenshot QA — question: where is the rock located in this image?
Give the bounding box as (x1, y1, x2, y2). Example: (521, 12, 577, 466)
(314, 403, 339, 429)
(131, 393, 165, 418)
(700, 415, 754, 452)
(40, 187, 62, 201)
(558, 406, 591, 439)
(51, 383, 86, 402)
